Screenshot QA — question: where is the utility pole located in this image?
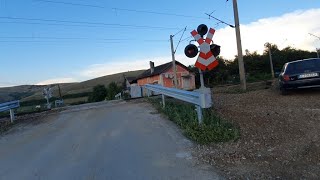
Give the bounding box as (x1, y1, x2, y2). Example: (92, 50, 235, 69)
(232, 0, 246, 90)
(58, 84, 62, 100)
(170, 35, 178, 88)
(268, 45, 275, 78)
(309, 33, 320, 58)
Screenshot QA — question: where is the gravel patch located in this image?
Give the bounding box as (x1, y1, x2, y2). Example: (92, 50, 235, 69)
(194, 86, 320, 179)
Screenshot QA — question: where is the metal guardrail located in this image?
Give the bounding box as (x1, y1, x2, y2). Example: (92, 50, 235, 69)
(0, 100, 20, 123)
(144, 84, 212, 124)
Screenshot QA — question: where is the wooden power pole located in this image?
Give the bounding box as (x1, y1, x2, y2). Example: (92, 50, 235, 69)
(232, 0, 247, 90)
(268, 45, 275, 78)
(170, 35, 178, 88)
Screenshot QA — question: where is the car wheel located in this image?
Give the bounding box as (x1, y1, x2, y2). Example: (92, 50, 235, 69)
(280, 88, 288, 95)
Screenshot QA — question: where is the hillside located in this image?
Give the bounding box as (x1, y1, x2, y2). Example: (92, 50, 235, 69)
(0, 85, 45, 103)
(20, 70, 145, 101)
(0, 83, 76, 103)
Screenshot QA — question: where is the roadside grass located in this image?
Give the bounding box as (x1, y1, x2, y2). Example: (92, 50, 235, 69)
(148, 97, 240, 144)
(213, 80, 275, 94)
(0, 121, 15, 134)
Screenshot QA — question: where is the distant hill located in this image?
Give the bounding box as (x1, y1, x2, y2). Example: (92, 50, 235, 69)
(0, 83, 76, 103)
(0, 85, 45, 103)
(20, 70, 145, 101)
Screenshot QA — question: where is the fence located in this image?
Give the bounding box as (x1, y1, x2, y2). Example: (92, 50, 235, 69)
(144, 84, 212, 124)
(0, 100, 20, 123)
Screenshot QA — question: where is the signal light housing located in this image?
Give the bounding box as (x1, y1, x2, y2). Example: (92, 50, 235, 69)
(184, 44, 199, 58)
(197, 24, 208, 37)
(210, 44, 221, 57)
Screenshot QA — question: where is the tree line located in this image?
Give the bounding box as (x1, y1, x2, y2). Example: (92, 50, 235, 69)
(189, 43, 318, 87)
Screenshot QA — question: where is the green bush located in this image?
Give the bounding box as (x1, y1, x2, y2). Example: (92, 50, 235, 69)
(246, 73, 273, 83)
(20, 97, 58, 107)
(148, 98, 240, 144)
(88, 84, 107, 102)
(106, 82, 122, 100)
(62, 92, 90, 99)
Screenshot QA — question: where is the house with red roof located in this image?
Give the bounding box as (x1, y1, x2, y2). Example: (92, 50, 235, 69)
(136, 61, 195, 90)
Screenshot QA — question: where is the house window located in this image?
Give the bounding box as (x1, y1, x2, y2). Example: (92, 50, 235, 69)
(172, 79, 180, 86)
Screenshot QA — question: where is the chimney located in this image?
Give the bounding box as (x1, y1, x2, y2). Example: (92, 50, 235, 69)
(150, 61, 155, 74)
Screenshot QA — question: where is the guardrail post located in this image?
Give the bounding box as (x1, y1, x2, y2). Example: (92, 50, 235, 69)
(196, 105, 203, 124)
(9, 109, 15, 123)
(161, 94, 165, 108)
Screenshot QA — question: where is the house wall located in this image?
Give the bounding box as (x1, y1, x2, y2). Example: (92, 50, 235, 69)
(137, 75, 161, 86)
(137, 64, 196, 90)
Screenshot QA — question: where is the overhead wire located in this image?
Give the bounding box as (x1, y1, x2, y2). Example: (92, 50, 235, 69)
(205, 13, 234, 28)
(174, 26, 187, 53)
(32, 0, 207, 20)
(32, 0, 105, 8)
(180, 36, 192, 43)
(0, 36, 168, 43)
(0, 16, 182, 30)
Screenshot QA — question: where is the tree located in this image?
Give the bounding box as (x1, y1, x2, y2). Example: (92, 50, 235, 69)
(88, 84, 107, 102)
(106, 82, 122, 100)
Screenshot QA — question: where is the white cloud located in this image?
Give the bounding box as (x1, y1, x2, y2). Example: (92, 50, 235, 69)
(0, 82, 18, 88)
(80, 54, 197, 78)
(36, 78, 77, 85)
(79, 8, 320, 79)
(215, 8, 320, 59)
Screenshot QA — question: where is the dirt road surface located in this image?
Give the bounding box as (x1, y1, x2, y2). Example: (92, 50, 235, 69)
(195, 87, 320, 179)
(0, 100, 221, 180)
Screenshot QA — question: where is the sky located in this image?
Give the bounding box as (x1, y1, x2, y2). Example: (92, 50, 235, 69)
(0, 0, 320, 87)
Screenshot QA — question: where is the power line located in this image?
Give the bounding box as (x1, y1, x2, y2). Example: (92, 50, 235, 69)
(32, 0, 105, 8)
(174, 26, 187, 53)
(0, 16, 182, 30)
(33, 0, 207, 20)
(205, 13, 235, 28)
(309, 33, 320, 40)
(112, 8, 206, 19)
(0, 40, 125, 44)
(0, 21, 183, 31)
(180, 36, 192, 43)
(172, 28, 185, 37)
(0, 36, 168, 42)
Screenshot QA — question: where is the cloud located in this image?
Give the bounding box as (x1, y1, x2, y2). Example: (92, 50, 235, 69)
(0, 82, 18, 88)
(36, 78, 77, 85)
(215, 8, 320, 59)
(80, 54, 197, 78)
(79, 8, 320, 79)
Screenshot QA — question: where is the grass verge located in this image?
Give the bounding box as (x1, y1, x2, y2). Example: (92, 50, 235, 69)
(148, 97, 240, 144)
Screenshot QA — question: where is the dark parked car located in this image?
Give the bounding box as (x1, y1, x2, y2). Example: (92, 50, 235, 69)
(279, 58, 320, 95)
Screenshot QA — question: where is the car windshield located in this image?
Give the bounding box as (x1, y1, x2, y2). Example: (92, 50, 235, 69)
(285, 58, 320, 74)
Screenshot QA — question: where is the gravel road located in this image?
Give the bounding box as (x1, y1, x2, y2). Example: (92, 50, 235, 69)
(0, 100, 221, 180)
(195, 87, 320, 179)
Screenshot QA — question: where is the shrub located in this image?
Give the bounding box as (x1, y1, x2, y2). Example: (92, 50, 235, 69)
(148, 98, 240, 144)
(106, 82, 122, 100)
(88, 84, 107, 102)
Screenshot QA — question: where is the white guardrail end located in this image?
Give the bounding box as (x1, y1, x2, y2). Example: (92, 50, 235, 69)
(144, 84, 212, 124)
(0, 100, 20, 123)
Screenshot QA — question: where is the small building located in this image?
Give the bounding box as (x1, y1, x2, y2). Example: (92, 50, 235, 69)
(123, 75, 142, 98)
(124, 76, 138, 88)
(136, 61, 196, 90)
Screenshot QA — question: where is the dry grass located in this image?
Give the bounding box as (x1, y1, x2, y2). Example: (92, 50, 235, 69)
(64, 97, 88, 104)
(20, 70, 145, 101)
